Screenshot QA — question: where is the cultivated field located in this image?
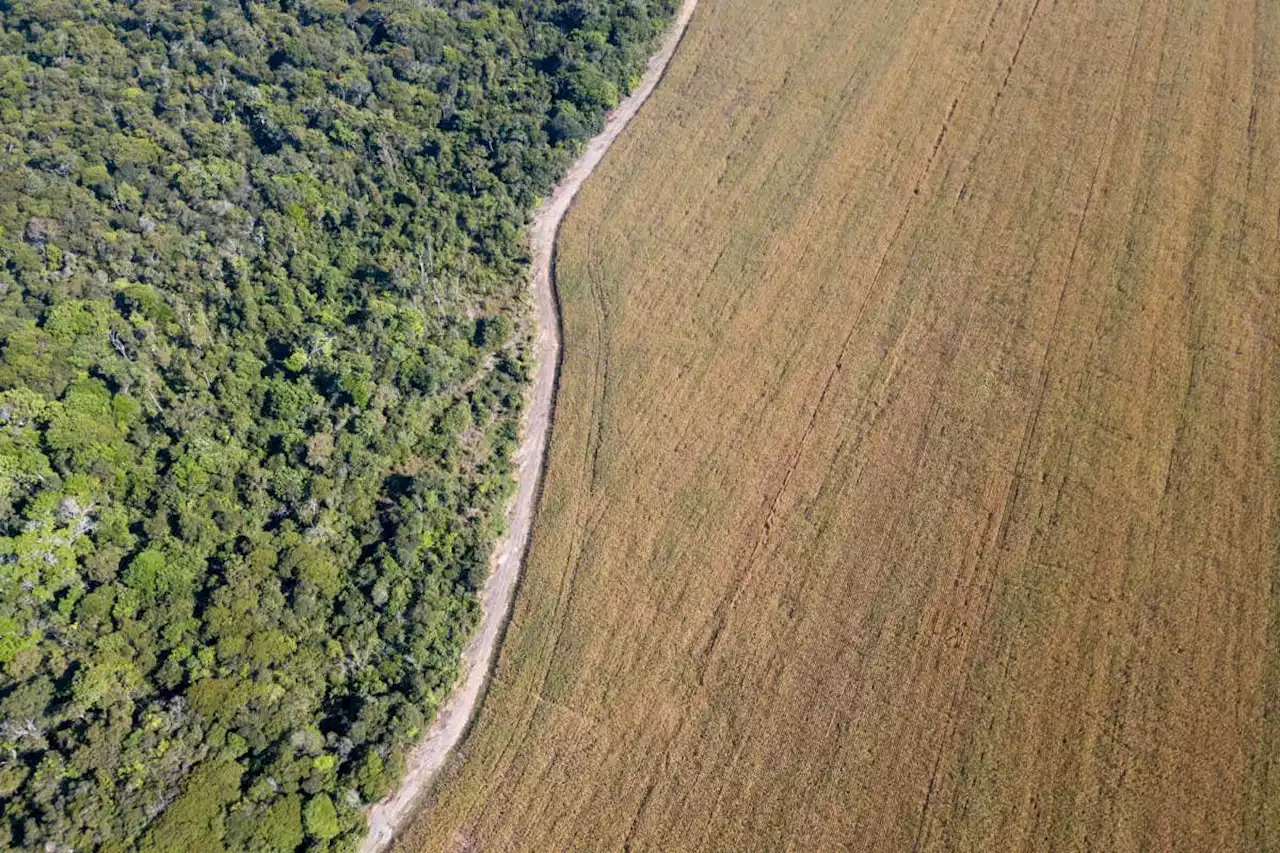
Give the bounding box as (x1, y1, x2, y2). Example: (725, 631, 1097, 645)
(398, 0, 1280, 850)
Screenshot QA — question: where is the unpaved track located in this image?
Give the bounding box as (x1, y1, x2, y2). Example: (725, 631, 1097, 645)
(359, 3, 700, 850)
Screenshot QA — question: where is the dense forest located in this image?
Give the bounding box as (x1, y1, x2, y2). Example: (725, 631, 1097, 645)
(0, 0, 674, 849)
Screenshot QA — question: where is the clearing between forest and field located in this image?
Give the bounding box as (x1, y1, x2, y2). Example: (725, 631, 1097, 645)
(400, 0, 1280, 849)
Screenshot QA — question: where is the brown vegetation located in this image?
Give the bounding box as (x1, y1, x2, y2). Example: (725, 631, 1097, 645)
(399, 0, 1280, 849)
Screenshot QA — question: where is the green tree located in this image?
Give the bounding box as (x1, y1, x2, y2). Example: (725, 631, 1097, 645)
(303, 793, 340, 842)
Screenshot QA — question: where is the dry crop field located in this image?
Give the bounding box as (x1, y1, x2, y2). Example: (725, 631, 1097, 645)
(398, 0, 1280, 849)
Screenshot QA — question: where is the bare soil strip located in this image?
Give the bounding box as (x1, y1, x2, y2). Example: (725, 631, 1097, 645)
(359, 3, 701, 850)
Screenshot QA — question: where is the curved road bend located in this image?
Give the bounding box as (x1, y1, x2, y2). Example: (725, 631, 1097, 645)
(361, 1, 701, 849)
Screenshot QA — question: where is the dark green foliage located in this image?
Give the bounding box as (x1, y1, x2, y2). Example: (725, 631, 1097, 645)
(0, 0, 675, 850)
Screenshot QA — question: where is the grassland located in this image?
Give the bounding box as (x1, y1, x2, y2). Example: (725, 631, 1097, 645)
(397, 0, 1280, 849)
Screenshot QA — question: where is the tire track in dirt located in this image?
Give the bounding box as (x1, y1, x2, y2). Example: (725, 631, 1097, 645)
(694, 20, 975, 688)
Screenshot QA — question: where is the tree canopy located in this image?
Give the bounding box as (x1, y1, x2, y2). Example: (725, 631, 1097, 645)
(0, 0, 675, 849)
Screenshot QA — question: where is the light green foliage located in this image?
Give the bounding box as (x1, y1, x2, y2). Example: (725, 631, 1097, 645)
(303, 794, 340, 842)
(254, 795, 305, 852)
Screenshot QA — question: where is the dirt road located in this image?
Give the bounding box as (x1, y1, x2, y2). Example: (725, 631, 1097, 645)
(358, 3, 700, 850)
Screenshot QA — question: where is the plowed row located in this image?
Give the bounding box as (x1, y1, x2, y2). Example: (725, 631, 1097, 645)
(400, 0, 1280, 849)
